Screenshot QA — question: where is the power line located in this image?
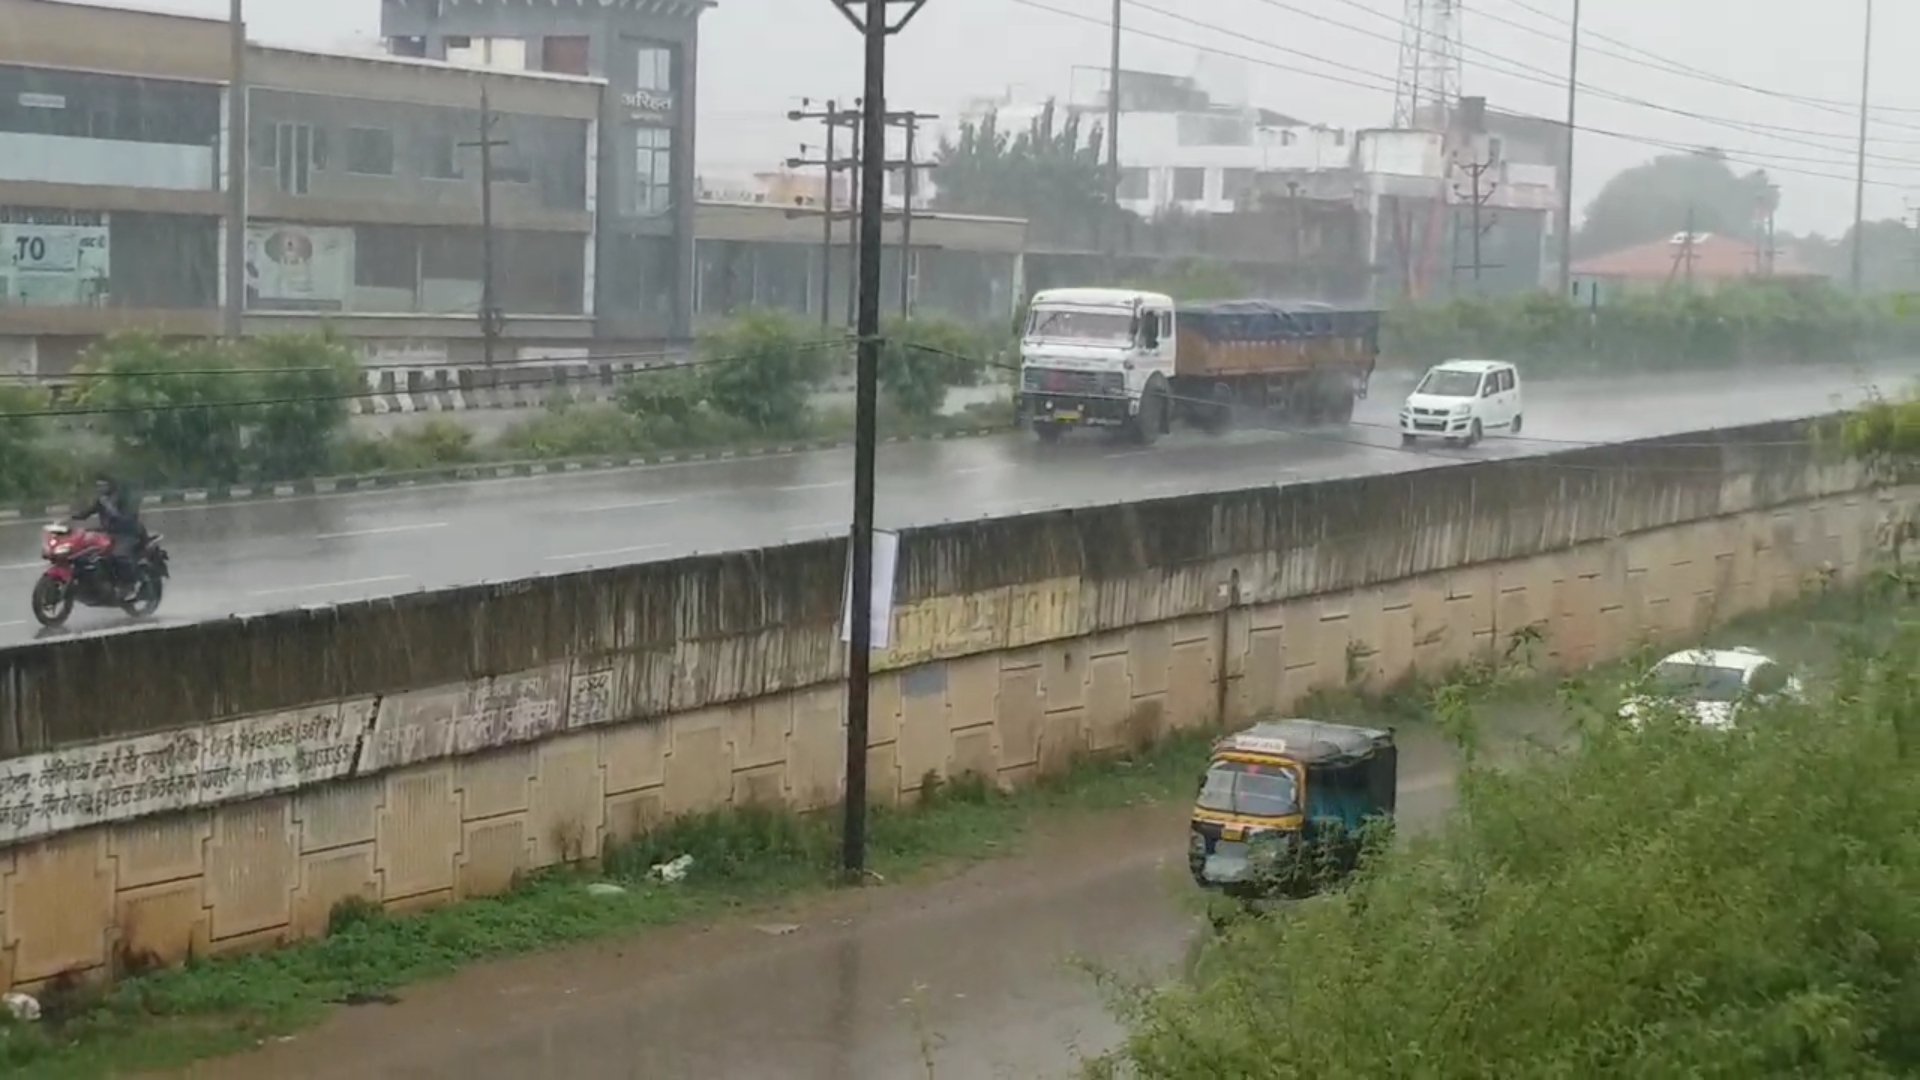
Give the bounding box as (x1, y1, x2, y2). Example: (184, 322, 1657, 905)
(1487, 0, 1920, 123)
(1228, 0, 1920, 172)
(1006, 0, 1916, 189)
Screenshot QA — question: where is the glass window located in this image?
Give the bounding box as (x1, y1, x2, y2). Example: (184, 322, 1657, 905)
(1025, 307, 1132, 344)
(1647, 661, 1749, 703)
(630, 126, 673, 215)
(344, 127, 394, 175)
(1414, 368, 1482, 397)
(1197, 761, 1299, 818)
(635, 45, 673, 92)
(1173, 167, 1206, 200)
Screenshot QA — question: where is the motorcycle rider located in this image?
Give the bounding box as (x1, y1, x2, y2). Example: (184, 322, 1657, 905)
(72, 473, 142, 600)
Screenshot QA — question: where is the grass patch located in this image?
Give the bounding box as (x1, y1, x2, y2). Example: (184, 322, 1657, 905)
(0, 732, 1212, 1079)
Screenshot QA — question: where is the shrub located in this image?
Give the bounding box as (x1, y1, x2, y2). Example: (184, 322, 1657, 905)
(1091, 622, 1920, 1077)
(696, 309, 840, 431)
(339, 417, 479, 475)
(73, 332, 360, 488)
(878, 316, 988, 418)
(0, 383, 55, 505)
(1383, 282, 1920, 374)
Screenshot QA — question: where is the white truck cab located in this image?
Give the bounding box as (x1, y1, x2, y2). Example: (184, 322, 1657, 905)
(1017, 287, 1176, 443)
(1399, 358, 1522, 446)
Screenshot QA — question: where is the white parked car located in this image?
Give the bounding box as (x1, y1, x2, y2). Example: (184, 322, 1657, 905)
(1399, 359, 1523, 447)
(1618, 647, 1803, 729)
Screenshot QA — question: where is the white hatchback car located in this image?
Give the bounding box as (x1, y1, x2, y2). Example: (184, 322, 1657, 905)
(1618, 646, 1803, 729)
(1399, 359, 1523, 447)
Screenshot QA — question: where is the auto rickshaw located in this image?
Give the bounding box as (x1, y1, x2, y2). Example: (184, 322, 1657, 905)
(1188, 719, 1397, 899)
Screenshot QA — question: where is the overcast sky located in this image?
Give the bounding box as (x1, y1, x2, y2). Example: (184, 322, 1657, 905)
(125, 0, 1920, 235)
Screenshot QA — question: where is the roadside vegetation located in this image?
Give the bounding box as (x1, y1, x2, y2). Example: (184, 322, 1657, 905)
(0, 568, 1903, 1078)
(1085, 574, 1920, 1079)
(0, 312, 1006, 510)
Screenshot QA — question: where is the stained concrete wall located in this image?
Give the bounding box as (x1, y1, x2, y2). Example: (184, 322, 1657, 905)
(0, 417, 1896, 988)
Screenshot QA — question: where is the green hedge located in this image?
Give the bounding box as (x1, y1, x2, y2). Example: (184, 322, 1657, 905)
(1382, 282, 1919, 373)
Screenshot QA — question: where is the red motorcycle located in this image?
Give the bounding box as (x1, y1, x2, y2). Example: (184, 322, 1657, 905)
(30, 523, 170, 628)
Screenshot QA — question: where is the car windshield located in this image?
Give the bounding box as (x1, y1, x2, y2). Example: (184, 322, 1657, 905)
(1197, 760, 1299, 818)
(1416, 369, 1484, 397)
(1647, 661, 1749, 703)
(1026, 307, 1133, 344)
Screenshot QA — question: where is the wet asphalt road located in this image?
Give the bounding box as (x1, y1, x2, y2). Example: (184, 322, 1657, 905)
(169, 727, 1467, 1079)
(0, 365, 1900, 645)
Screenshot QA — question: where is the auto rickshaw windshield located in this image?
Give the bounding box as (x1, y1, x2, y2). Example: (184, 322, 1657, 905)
(1197, 759, 1300, 817)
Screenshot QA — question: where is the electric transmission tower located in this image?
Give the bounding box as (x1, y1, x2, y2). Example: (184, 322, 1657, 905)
(1392, 0, 1464, 129)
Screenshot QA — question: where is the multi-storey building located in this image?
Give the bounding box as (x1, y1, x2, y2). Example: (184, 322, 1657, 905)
(0, 0, 755, 374)
(379, 0, 710, 341)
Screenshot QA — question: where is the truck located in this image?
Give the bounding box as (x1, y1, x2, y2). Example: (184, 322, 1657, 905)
(1013, 287, 1381, 445)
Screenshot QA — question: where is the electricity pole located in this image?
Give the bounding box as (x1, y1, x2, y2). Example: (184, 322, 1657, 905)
(829, 0, 928, 881)
(788, 100, 856, 325)
(1450, 151, 1499, 287)
(1105, 0, 1122, 266)
(1558, 0, 1579, 296)
(1851, 0, 1873, 292)
(892, 110, 937, 317)
(223, 0, 247, 338)
(460, 87, 509, 364)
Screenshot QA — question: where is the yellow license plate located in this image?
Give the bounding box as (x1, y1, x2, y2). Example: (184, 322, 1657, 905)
(1222, 825, 1245, 841)
(1054, 408, 1081, 422)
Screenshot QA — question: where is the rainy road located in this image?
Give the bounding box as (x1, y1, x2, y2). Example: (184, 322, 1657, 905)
(170, 730, 1468, 1080)
(0, 365, 1898, 646)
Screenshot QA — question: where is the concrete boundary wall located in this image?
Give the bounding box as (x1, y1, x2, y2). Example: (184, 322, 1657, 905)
(0, 416, 1898, 988)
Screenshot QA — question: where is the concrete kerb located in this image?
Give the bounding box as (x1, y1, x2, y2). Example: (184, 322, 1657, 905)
(1, 424, 1020, 519)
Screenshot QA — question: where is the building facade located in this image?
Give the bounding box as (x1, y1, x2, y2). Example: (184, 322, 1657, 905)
(0, 0, 604, 374)
(380, 0, 711, 341)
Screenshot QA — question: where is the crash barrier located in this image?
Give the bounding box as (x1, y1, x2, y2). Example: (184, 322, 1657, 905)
(348, 359, 688, 415)
(0, 416, 1899, 988)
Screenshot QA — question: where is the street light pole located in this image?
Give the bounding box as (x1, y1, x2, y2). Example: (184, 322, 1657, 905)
(828, 0, 927, 881)
(1850, 0, 1873, 292)
(1557, 0, 1579, 296)
(223, 0, 247, 338)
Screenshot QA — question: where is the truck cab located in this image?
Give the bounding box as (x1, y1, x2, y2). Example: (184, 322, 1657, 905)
(1016, 287, 1176, 444)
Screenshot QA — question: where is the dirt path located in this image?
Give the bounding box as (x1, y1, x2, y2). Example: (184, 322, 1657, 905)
(160, 727, 1465, 1080)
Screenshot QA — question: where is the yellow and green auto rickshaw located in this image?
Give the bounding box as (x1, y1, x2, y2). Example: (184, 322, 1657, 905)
(1188, 719, 1397, 898)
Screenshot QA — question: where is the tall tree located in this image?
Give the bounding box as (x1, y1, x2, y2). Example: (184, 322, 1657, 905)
(1574, 150, 1776, 258)
(933, 100, 1117, 247)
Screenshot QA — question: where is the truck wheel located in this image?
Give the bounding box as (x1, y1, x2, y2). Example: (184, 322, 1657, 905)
(1129, 384, 1165, 445)
(1198, 382, 1233, 435)
(1328, 386, 1355, 424)
(1032, 420, 1065, 443)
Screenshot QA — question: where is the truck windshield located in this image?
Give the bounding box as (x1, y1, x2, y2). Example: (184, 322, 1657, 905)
(1416, 369, 1484, 397)
(1026, 308, 1133, 344)
(1197, 760, 1299, 818)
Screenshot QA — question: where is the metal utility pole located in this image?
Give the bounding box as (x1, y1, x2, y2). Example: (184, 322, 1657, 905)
(1668, 207, 1698, 288)
(1449, 152, 1499, 287)
(789, 100, 856, 325)
(223, 0, 247, 338)
(460, 87, 509, 364)
(846, 103, 863, 328)
(828, 0, 928, 881)
(1557, 0, 1580, 296)
(1851, 0, 1874, 292)
(1104, 0, 1122, 265)
(893, 110, 937, 317)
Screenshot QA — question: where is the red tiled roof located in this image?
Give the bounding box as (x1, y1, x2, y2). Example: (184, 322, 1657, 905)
(1571, 233, 1823, 281)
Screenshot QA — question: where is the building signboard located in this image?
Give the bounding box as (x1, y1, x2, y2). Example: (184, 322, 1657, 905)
(0, 207, 109, 307)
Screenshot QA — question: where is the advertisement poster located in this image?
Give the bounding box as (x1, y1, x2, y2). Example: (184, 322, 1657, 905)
(0, 208, 110, 307)
(245, 223, 354, 311)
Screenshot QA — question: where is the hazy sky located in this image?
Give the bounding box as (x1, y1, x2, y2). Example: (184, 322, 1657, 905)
(114, 0, 1920, 235)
